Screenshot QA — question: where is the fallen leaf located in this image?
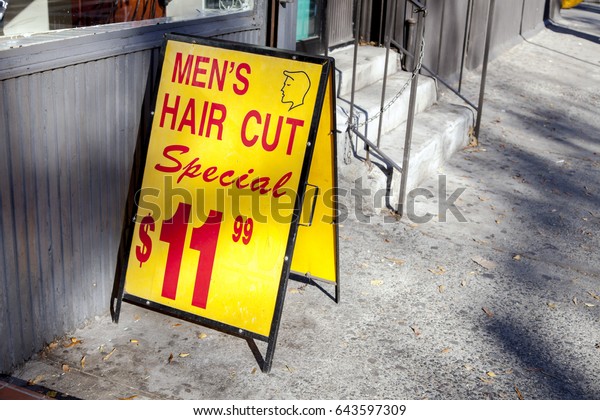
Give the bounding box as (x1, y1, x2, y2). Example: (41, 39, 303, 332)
(428, 266, 446, 275)
(478, 196, 490, 202)
(64, 337, 82, 348)
(438, 285, 446, 293)
(119, 395, 138, 400)
(134, 314, 141, 322)
(27, 375, 44, 386)
(384, 257, 405, 265)
(584, 303, 596, 307)
(251, 367, 257, 374)
(46, 391, 58, 398)
(130, 339, 139, 345)
(487, 371, 497, 377)
(512, 254, 522, 261)
(80, 355, 86, 369)
(288, 288, 299, 294)
(464, 364, 474, 371)
(285, 365, 295, 373)
(179, 353, 190, 358)
(573, 296, 579, 305)
(172, 323, 182, 327)
(441, 348, 451, 353)
(48, 341, 59, 350)
(479, 377, 493, 384)
(168, 353, 174, 364)
(547, 302, 557, 310)
(102, 348, 116, 361)
(62, 364, 70, 373)
(410, 326, 421, 337)
(515, 386, 524, 400)
(482, 307, 494, 318)
(461, 279, 468, 287)
(198, 333, 208, 340)
(472, 256, 497, 270)
(371, 279, 383, 286)
(588, 291, 600, 301)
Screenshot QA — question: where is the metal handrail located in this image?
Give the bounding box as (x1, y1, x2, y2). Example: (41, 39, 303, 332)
(344, 0, 495, 217)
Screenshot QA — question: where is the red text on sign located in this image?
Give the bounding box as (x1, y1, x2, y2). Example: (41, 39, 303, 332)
(241, 110, 304, 156)
(159, 94, 226, 140)
(159, 202, 223, 310)
(154, 144, 293, 198)
(171, 52, 251, 95)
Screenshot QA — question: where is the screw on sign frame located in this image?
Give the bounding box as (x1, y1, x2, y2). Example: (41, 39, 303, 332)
(110, 33, 335, 373)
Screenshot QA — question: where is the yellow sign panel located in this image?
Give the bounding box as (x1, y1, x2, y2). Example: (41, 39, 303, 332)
(291, 70, 339, 286)
(122, 35, 331, 339)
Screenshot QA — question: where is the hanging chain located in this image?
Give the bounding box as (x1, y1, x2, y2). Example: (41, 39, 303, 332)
(350, 36, 426, 131)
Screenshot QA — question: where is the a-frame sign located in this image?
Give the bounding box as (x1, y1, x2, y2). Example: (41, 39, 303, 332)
(112, 34, 339, 373)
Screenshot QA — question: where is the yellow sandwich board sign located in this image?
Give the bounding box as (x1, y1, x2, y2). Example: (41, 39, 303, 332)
(112, 34, 338, 372)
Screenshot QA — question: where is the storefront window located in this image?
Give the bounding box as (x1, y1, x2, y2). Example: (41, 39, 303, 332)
(0, 0, 253, 38)
(296, 0, 317, 41)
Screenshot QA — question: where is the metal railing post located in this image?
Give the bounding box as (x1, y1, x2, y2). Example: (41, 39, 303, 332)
(475, 0, 495, 140)
(376, 0, 399, 148)
(397, 6, 425, 217)
(458, 0, 473, 93)
(349, 0, 363, 130)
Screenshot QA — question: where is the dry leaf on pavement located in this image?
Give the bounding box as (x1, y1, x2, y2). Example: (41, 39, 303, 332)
(27, 375, 44, 386)
(428, 266, 446, 275)
(410, 326, 421, 337)
(371, 279, 384, 286)
(482, 307, 494, 318)
(80, 355, 86, 369)
(515, 386, 524, 400)
(384, 257, 405, 265)
(102, 348, 116, 361)
(64, 337, 82, 348)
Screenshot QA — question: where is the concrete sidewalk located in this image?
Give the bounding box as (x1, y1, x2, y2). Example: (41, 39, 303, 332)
(8, 5, 600, 400)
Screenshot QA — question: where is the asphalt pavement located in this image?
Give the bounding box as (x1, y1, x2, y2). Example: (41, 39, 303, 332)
(6, 3, 600, 400)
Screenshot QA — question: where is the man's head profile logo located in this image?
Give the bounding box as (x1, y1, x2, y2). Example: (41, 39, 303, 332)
(281, 70, 311, 111)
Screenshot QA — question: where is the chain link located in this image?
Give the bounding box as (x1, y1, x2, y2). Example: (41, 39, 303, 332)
(350, 37, 426, 130)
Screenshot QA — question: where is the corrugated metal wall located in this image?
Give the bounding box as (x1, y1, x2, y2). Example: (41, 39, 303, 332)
(0, 7, 265, 373)
(328, 0, 355, 47)
(402, 0, 546, 82)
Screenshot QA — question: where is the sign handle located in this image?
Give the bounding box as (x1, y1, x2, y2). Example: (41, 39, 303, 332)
(299, 183, 320, 227)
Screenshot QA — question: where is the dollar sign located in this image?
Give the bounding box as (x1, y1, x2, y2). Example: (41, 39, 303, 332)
(136, 214, 155, 267)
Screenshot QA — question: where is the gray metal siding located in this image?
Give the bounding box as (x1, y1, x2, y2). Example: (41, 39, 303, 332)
(328, 0, 355, 47)
(0, 8, 265, 373)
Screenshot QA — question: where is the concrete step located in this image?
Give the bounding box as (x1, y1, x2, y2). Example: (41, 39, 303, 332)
(338, 71, 437, 137)
(383, 102, 474, 207)
(337, 102, 474, 213)
(331, 45, 400, 98)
